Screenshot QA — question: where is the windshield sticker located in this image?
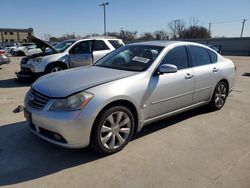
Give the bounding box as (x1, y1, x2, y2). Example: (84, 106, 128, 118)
(132, 56, 150, 64)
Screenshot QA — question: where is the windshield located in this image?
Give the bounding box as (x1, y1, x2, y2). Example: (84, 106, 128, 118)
(95, 45, 164, 72)
(53, 40, 75, 52)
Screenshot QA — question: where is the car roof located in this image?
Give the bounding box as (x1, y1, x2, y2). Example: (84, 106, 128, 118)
(128, 40, 207, 48)
(82, 36, 121, 40)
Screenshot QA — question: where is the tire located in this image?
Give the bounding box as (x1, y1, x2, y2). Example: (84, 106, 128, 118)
(208, 81, 228, 111)
(17, 51, 25, 56)
(46, 64, 65, 73)
(91, 106, 135, 155)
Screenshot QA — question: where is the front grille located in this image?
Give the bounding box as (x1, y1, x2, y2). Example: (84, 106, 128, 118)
(26, 88, 50, 110)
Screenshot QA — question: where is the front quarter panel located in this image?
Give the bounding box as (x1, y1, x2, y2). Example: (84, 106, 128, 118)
(24, 53, 69, 73)
(85, 72, 151, 132)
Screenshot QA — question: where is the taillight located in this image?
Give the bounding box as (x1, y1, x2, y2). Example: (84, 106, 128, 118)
(0, 50, 6, 55)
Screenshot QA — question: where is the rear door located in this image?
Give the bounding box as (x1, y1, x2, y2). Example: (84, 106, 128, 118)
(92, 40, 112, 62)
(188, 45, 220, 104)
(68, 41, 93, 68)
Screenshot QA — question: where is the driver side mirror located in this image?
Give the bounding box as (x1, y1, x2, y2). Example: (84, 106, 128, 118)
(157, 64, 177, 75)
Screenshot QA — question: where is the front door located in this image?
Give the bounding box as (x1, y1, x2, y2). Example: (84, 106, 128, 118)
(149, 46, 194, 118)
(68, 41, 93, 68)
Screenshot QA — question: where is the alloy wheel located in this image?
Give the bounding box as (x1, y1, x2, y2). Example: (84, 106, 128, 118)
(51, 67, 63, 72)
(100, 111, 131, 149)
(214, 83, 227, 108)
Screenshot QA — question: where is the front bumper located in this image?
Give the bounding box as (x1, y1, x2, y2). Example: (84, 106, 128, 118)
(15, 67, 43, 80)
(24, 103, 95, 148)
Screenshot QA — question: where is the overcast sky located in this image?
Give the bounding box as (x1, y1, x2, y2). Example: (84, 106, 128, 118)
(1, 0, 250, 38)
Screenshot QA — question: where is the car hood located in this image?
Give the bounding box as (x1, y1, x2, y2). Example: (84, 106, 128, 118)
(29, 36, 59, 53)
(33, 66, 138, 98)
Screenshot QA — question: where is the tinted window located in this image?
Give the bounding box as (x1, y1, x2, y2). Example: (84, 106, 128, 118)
(207, 49, 217, 63)
(108, 40, 124, 49)
(93, 40, 109, 51)
(160, 46, 189, 70)
(70, 41, 91, 54)
(22, 43, 34, 46)
(189, 46, 211, 66)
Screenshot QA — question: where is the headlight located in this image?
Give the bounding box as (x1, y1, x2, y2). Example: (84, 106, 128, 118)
(33, 57, 43, 63)
(49, 92, 94, 111)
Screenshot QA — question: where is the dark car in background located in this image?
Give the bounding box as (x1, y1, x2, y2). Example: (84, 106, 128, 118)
(207, 44, 222, 54)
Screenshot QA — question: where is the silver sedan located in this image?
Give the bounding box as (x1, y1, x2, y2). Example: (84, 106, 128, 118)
(24, 41, 236, 154)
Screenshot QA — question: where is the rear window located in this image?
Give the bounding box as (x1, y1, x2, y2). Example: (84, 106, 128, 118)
(207, 49, 218, 63)
(108, 40, 124, 49)
(93, 40, 110, 51)
(189, 46, 211, 67)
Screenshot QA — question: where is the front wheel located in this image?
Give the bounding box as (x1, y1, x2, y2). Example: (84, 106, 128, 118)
(46, 64, 64, 73)
(91, 106, 135, 154)
(208, 81, 228, 110)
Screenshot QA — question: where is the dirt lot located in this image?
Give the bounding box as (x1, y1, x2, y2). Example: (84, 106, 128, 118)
(0, 56, 250, 188)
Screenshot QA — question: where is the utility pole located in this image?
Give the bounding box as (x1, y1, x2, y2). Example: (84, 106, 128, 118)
(240, 19, 246, 38)
(208, 22, 212, 35)
(99, 2, 109, 36)
(173, 19, 180, 38)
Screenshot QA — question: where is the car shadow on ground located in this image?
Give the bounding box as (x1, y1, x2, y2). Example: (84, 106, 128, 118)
(0, 78, 31, 88)
(242, 72, 250, 77)
(0, 106, 210, 186)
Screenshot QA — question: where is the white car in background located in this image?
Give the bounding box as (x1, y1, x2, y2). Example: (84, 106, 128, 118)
(11, 43, 36, 56)
(24, 45, 43, 56)
(4, 43, 19, 55)
(16, 36, 124, 79)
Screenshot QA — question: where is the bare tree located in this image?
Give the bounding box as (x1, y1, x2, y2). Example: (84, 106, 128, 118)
(138, 32, 155, 40)
(168, 20, 186, 39)
(153, 30, 169, 40)
(182, 26, 211, 39)
(119, 30, 137, 41)
(189, 17, 199, 26)
(107, 32, 121, 38)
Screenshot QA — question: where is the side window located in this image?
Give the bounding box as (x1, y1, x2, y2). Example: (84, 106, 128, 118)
(70, 41, 91, 54)
(108, 40, 124, 49)
(160, 46, 189, 70)
(189, 46, 211, 66)
(93, 40, 110, 51)
(207, 49, 218, 63)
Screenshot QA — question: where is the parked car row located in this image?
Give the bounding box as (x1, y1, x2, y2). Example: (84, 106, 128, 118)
(21, 39, 236, 154)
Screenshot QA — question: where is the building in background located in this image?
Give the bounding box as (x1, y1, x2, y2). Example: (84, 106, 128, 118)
(0, 28, 33, 44)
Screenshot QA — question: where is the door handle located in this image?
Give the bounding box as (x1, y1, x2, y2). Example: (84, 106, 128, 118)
(212, 67, 219, 72)
(185, 73, 193, 79)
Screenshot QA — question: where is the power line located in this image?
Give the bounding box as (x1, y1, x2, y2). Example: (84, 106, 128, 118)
(211, 19, 243, 24)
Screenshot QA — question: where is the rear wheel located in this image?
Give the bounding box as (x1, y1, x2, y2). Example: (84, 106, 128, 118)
(208, 81, 228, 110)
(91, 106, 135, 154)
